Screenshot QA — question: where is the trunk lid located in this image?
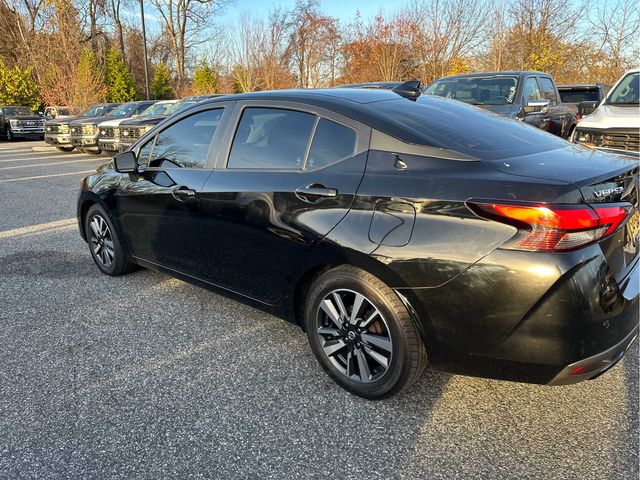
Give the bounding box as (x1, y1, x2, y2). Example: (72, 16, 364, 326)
(488, 144, 639, 280)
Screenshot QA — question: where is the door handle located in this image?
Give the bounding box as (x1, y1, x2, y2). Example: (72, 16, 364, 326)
(295, 184, 338, 203)
(172, 186, 198, 203)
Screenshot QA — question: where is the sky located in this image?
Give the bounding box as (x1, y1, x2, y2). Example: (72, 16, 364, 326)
(216, 0, 394, 21)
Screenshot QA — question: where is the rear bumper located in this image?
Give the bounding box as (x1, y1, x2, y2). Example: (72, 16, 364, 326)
(548, 324, 638, 385)
(400, 245, 640, 384)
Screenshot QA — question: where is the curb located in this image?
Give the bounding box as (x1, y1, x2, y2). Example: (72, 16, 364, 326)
(31, 145, 56, 152)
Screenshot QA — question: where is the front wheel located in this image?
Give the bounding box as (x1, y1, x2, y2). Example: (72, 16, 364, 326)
(304, 266, 427, 399)
(85, 204, 136, 276)
(56, 146, 75, 152)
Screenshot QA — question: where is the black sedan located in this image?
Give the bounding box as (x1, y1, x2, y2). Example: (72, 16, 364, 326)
(77, 89, 639, 399)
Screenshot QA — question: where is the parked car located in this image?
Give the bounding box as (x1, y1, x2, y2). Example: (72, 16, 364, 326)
(572, 69, 639, 157)
(115, 100, 179, 152)
(557, 84, 611, 120)
(425, 71, 577, 138)
(45, 103, 120, 152)
(116, 96, 223, 152)
(96, 101, 157, 154)
(77, 89, 638, 399)
(71, 101, 151, 154)
(0, 105, 45, 141)
(340, 80, 424, 99)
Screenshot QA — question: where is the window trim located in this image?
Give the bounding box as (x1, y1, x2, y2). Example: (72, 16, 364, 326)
(303, 117, 358, 171)
(133, 103, 230, 171)
(217, 100, 368, 172)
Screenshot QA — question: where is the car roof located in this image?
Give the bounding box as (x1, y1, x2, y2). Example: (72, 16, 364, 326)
(203, 88, 405, 107)
(435, 71, 548, 80)
(558, 84, 608, 89)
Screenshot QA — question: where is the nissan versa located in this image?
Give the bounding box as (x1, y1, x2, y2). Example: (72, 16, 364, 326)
(77, 89, 639, 399)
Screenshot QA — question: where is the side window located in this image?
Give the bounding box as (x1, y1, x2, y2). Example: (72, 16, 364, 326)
(148, 108, 223, 169)
(539, 78, 558, 104)
(523, 78, 543, 102)
(227, 107, 316, 169)
(137, 136, 155, 167)
(306, 118, 356, 170)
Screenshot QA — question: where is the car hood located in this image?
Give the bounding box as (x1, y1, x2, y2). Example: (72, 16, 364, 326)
(119, 115, 167, 127)
(46, 115, 84, 125)
(72, 115, 122, 126)
(7, 115, 42, 121)
(578, 104, 640, 129)
(98, 118, 126, 127)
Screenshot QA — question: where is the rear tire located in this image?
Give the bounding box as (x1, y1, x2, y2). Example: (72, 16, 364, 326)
(304, 265, 427, 399)
(85, 204, 136, 276)
(56, 146, 75, 152)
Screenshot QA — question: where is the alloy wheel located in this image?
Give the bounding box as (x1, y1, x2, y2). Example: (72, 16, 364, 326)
(316, 289, 393, 383)
(89, 214, 115, 268)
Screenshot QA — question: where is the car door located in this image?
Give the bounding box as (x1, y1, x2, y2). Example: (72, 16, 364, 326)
(193, 101, 370, 304)
(116, 104, 231, 273)
(538, 76, 566, 137)
(522, 76, 546, 130)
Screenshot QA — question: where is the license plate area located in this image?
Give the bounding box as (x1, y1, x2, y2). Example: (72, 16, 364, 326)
(624, 209, 640, 255)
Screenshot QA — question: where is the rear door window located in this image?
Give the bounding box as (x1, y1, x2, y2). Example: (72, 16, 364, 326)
(306, 118, 356, 170)
(227, 108, 316, 170)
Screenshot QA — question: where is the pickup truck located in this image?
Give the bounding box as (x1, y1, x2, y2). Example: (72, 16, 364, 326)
(424, 71, 577, 138)
(558, 84, 611, 120)
(572, 69, 639, 157)
(0, 105, 45, 141)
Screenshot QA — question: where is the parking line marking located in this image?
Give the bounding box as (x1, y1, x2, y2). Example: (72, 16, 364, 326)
(0, 158, 103, 170)
(0, 154, 93, 163)
(0, 218, 77, 239)
(0, 170, 95, 183)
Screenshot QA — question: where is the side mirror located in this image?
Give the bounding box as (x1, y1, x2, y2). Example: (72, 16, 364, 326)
(578, 100, 598, 116)
(113, 151, 137, 173)
(524, 99, 550, 114)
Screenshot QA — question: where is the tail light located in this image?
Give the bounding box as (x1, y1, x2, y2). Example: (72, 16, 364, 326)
(468, 201, 632, 251)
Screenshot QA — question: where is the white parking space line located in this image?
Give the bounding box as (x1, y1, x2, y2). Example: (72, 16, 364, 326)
(0, 218, 77, 239)
(0, 158, 103, 170)
(0, 154, 93, 163)
(0, 170, 96, 183)
(0, 150, 60, 157)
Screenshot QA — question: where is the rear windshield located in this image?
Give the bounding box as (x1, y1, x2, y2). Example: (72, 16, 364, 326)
(425, 76, 518, 105)
(559, 89, 599, 103)
(374, 96, 567, 160)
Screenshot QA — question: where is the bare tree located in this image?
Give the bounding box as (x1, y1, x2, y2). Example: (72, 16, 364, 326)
(149, 0, 228, 84)
(404, 0, 490, 83)
(289, 0, 340, 88)
(588, 0, 640, 82)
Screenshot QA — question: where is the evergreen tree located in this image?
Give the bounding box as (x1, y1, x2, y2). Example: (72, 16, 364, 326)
(0, 62, 41, 110)
(105, 47, 137, 102)
(150, 63, 174, 100)
(192, 59, 219, 94)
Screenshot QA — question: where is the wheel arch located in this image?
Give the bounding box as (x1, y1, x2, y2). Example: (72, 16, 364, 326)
(77, 191, 117, 241)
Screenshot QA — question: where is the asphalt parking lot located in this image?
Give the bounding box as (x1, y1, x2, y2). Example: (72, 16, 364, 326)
(0, 140, 637, 479)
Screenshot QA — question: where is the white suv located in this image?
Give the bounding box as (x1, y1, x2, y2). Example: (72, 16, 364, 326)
(572, 69, 639, 157)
